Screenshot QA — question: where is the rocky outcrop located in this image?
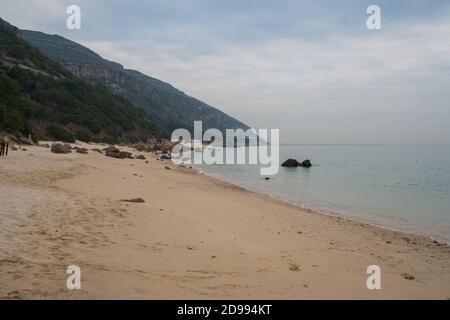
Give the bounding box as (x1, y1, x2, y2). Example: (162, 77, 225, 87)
(281, 159, 312, 168)
(119, 151, 132, 159)
(74, 147, 88, 154)
(103, 146, 120, 154)
(281, 159, 299, 167)
(51, 143, 72, 154)
(105, 150, 122, 159)
(299, 159, 312, 168)
(103, 146, 133, 159)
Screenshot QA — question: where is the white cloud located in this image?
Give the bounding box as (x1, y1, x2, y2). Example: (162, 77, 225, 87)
(2, 0, 450, 143)
(0, 0, 68, 31)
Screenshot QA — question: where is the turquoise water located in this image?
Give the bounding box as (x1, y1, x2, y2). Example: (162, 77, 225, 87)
(197, 145, 450, 243)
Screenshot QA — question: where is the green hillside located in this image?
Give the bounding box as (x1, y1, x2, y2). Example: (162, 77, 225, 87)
(0, 18, 163, 143)
(21, 29, 249, 135)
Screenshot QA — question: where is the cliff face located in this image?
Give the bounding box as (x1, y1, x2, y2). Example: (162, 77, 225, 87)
(21, 30, 249, 136)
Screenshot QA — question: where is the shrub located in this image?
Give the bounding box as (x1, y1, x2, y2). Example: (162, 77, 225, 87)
(75, 129, 92, 142)
(47, 124, 75, 143)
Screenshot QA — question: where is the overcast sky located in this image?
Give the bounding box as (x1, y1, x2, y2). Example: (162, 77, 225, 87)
(1, 0, 450, 144)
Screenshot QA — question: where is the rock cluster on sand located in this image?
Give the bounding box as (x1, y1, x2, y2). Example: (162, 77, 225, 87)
(136, 154, 146, 160)
(281, 159, 312, 168)
(51, 143, 72, 154)
(73, 147, 88, 154)
(119, 151, 133, 159)
(103, 146, 131, 159)
(103, 146, 120, 153)
(130, 139, 175, 153)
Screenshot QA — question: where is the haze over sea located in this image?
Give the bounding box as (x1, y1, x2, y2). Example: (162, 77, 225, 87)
(198, 144, 450, 243)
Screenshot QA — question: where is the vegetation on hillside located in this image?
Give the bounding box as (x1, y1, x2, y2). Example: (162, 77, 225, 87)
(0, 18, 163, 143)
(21, 29, 249, 135)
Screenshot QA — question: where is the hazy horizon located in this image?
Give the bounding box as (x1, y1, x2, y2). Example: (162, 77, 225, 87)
(1, 0, 450, 145)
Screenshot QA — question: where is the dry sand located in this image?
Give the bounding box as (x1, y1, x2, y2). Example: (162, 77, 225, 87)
(0, 142, 449, 299)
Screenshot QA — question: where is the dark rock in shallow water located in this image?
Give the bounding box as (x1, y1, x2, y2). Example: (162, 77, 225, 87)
(51, 143, 72, 154)
(160, 154, 171, 160)
(281, 159, 312, 168)
(299, 159, 312, 167)
(281, 159, 299, 167)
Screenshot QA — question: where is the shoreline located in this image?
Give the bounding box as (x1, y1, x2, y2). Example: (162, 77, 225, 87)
(198, 168, 450, 246)
(1, 142, 449, 299)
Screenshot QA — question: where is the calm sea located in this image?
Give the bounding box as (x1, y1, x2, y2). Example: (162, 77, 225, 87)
(197, 145, 450, 243)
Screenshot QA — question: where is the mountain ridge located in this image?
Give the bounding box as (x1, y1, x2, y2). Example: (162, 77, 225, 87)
(0, 17, 163, 143)
(20, 30, 249, 135)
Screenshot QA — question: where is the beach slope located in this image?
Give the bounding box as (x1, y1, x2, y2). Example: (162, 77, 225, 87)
(0, 143, 449, 299)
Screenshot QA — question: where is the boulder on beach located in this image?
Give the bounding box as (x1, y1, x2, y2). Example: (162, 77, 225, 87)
(281, 159, 299, 167)
(136, 154, 146, 160)
(105, 150, 122, 159)
(119, 151, 133, 159)
(160, 154, 171, 160)
(103, 146, 120, 154)
(103, 147, 133, 159)
(51, 143, 72, 154)
(120, 198, 145, 203)
(75, 147, 89, 154)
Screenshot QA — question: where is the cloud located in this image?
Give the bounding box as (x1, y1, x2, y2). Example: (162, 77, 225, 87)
(0, 0, 67, 31)
(1, 0, 450, 143)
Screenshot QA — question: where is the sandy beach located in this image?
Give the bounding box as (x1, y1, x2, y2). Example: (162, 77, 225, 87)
(0, 142, 449, 299)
